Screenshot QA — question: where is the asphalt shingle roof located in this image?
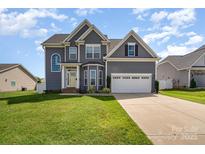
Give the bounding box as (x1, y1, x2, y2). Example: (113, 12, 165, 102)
(159, 45, 205, 69)
(108, 39, 122, 53)
(42, 34, 69, 44)
(0, 64, 19, 72)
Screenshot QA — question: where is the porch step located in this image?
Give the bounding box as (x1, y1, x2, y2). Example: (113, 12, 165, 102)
(61, 87, 79, 93)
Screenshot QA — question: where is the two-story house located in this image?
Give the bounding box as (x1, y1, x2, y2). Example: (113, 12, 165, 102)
(42, 19, 159, 93)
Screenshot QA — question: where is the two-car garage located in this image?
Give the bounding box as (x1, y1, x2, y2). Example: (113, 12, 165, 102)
(111, 73, 152, 93)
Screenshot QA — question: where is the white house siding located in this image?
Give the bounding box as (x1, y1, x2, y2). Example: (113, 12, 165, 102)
(157, 62, 189, 87)
(0, 67, 36, 92)
(193, 54, 205, 66)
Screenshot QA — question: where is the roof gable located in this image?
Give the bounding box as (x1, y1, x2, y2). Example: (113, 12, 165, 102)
(0, 64, 37, 82)
(76, 25, 110, 42)
(105, 30, 159, 58)
(63, 19, 92, 42)
(158, 45, 205, 70)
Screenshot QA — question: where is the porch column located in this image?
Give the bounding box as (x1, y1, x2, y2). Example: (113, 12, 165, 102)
(188, 69, 191, 88)
(76, 65, 80, 89)
(61, 65, 65, 89)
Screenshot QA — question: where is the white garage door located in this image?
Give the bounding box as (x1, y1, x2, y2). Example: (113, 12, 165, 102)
(111, 73, 152, 93)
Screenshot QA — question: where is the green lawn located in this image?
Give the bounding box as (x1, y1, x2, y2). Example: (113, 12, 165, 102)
(0, 91, 151, 145)
(160, 89, 205, 105)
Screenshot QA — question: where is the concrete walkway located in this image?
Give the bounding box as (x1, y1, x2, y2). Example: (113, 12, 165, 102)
(114, 94, 205, 144)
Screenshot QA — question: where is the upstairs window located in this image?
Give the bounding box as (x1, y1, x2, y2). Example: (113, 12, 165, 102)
(85, 44, 101, 59)
(69, 47, 77, 60)
(128, 43, 135, 57)
(51, 53, 61, 72)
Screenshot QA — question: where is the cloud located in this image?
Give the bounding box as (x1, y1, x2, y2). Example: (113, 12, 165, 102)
(159, 45, 197, 58)
(132, 27, 139, 33)
(0, 9, 68, 38)
(167, 9, 195, 28)
(75, 9, 102, 16)
(132, 8, 151, 20)
(143, 9, 197, 46)
(184, 35, 204, 45)
(151, 11, 168, 23)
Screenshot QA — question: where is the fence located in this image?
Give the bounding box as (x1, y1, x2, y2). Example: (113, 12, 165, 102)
(159, 79, 173, 90)
(36, 83, 46, 93)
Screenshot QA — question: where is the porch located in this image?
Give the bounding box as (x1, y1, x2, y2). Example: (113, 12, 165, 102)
(191, 67, 205, 87)
(61, 63, 81, 92)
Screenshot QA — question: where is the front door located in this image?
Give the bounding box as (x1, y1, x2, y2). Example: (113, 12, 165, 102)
(67, 71, 77, 87)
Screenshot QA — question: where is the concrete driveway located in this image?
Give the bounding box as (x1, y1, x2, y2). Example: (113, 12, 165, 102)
(114, 94, 205, 144)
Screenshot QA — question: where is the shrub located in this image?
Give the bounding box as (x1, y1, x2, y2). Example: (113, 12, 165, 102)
(88, 86, 96, 93)
(190, 78, 196, 88)
(155, 80, 159, 93)
(107, 76, 111, 88)
(99, 88, 111, 93)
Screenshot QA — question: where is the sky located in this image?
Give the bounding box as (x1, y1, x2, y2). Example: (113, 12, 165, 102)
(0, 8, 205, 78)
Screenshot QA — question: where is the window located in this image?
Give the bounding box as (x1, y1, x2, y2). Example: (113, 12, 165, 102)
(11, 81, 16, 87)
(51, 53, 61, 72)
(86, 44, 101, 59)
(141, 76, 149, 79)
(113, 76, 121, 79)
(99, 70, 103, 86)
(90, 70, 96, 86)
(84, 70, 88, 86)
(122, 76, 130, 79)
(69, 47, 77, 60)
(128, 43, 135, 57)
(132, 76, 140, 79)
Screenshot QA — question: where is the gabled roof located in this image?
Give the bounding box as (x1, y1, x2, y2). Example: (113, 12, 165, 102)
(158, 45, 205, 70)
(76, 25, 110, 42)
(0, 64, 37, 82)
(105, 30, 159, 58)
(63, 19, 92, 42)
(0, 64, 19, 72)
(108, 39, 122, 53)
(42, 34, 69, 44)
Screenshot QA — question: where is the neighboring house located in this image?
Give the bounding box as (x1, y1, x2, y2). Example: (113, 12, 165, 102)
(0, 64, 37, 92)
(157, 45, 205, 88)
(41, 19, 159, 93)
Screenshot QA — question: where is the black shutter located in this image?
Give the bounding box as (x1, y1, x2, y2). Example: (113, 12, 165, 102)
(135, 44, 138, 56)
(125, 44, 128, 56)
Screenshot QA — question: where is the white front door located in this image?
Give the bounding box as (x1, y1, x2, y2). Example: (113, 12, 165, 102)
(111, 73, 152, 93)
(67, 71, 77, 87)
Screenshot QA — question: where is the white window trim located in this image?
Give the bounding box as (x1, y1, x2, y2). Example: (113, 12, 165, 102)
(84, 70, 88, 86)
(128, 42, 135, 57)
(51, 53, 61, 72)
(99, 70, 103, 86)
(90, 69, 96, 86)
(69, 47, 77, 60)
(85, 44, 101, 59)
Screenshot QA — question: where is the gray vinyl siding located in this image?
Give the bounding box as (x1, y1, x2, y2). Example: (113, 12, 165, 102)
(68, 24, 89, 46)
(80, 65, 104, 92)
(65, 24, 89, 62)
(110, 35, 153, 58)
(45, 47, 64, 90)
(107, 62, 156, 92)
(65, 46, 78, 63)
(157, 62, 189, 87)
(79, 30, 106, 64)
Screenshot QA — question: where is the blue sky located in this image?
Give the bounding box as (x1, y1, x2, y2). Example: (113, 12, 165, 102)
(0, 8, 205, 78)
